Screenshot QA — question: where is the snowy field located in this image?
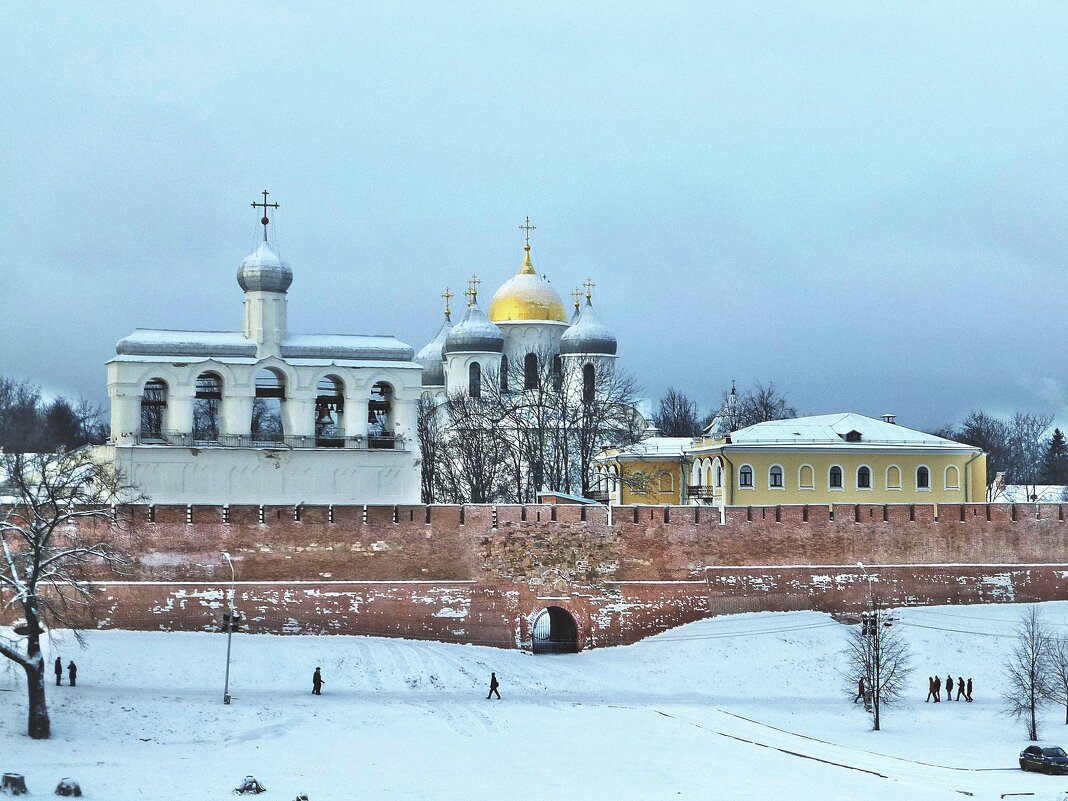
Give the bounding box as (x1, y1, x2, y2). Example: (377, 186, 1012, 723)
(5, 603, 1068, 801)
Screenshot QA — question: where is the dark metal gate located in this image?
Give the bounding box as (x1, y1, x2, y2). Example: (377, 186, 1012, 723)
(531, 606, 578, 654)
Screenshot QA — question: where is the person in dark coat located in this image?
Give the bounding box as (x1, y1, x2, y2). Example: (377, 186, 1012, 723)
(312, 667, 324, 695)
(926, 676, 936, 703)
(67, 661, 77, 687)
(854, 676, 865, 704)
(934, 675, 942, 702)
(486, 672, 501, 700)
(945, 675, 954, 700)
(54, 657, 63, 687)
(956, 676, 966, 701)
(966, 677, 973, 702)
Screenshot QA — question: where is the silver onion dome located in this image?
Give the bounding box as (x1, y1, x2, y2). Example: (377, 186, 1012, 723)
(237, 241, 293, 293)
(417, 316, 452, 386)
(559, 298, 617, 355)
(445, 302, 504, 354)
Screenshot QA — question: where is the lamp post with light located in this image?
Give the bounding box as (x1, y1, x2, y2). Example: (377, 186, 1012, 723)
(222, 551, 236, 705)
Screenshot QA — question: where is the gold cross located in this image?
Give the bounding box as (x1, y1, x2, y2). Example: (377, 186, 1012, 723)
(250, 190, 280, 242)
(571, 287, 582, 311)
(583, 277, 595, 301)
(518, 216, 536, 248)
(441, 288, 453, 319)
(467, 275, 481, 305)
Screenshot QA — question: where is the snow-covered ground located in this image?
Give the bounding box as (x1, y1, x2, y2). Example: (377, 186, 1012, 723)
(4, 603, 1068, 800)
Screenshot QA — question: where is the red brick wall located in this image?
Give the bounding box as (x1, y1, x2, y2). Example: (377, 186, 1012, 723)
(5, 503, 1068, 649)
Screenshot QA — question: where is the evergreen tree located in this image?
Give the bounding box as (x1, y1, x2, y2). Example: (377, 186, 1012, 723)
(1044, 428, 1068, 485)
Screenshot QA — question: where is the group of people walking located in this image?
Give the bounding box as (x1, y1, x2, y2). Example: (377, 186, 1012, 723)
(926, 674, 972, 702)
(53, 657, 77, 687)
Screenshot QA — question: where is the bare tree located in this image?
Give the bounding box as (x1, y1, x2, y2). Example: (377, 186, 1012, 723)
(652, 388, 702, 437)
(417, 394, 447, 504)
(1006, 412, 1054, 501)
(1003, 606, 1055, 741)
(0, 449, 138, 739)
(1049, 637, 1068, 726)
(843, 601, 912, 731)
(737, 381, 797, 428)
(441, 390, 511, 504)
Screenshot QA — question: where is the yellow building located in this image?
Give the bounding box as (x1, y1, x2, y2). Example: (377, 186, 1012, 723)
(592, 437, 691, 505)
(595, 413, 986, 506)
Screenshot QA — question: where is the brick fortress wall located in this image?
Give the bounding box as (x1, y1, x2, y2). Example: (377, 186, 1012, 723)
(6, 502, 1068, 649)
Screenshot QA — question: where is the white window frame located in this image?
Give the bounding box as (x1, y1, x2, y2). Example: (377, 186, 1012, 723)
(738, 464, 754, 489)
(828, 464, 844, 492)
(856, 464, 873, 491)
(798, 464, 815, 491)
(768, 464, 785, 490)
(916, 464, 931, 492)
(944, 465, 961, 491)
(885, 465, 902, 491)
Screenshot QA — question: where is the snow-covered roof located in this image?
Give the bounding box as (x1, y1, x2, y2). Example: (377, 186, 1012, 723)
(726, 413, 976, 450)
(603, 437, 692, 460)
(113, 329, 414, 362)
(116, 329, 257, 358)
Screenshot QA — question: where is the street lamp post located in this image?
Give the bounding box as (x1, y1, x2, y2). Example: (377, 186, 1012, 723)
(222, 551, 235, 705)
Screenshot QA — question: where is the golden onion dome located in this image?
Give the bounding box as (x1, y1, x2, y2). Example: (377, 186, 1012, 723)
(487, 246, 569, 323)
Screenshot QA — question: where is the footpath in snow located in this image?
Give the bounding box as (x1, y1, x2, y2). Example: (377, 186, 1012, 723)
(4, 602, 1068, 800)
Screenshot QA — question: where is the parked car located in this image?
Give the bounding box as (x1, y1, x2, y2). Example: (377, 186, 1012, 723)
(1020, 745, 1068, 774)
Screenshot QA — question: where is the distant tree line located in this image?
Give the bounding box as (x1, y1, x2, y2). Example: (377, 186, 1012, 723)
(651, 381, 798, 438)
(934, 411, 1067, 494)
(0, 376, 108, 454)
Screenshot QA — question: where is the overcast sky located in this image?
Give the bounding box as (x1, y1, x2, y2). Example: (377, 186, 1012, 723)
(2, 2, 1066, 431)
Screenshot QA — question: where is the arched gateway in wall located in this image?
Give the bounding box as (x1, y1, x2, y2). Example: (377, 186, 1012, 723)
(531, 606, 579, 654)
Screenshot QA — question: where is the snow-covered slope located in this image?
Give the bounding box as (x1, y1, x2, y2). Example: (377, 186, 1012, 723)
(3, 603, 1068, 801)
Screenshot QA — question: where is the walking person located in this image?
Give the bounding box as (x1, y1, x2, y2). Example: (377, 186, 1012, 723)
(956, 676, 966, 701)
(54, 657, 63, 687)
(67, 661, 76, 688)
(926, 676, 936, 703)
(945, 675, 954, 700)
(966, 677, 973, 702)
(854, 676, 865, 704)
(312, 666, 324, 695)
(486, 672, 501, 700)
(934, 674, 942, 702)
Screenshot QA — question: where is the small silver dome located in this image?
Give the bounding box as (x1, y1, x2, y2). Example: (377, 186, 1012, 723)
(559, 299, 617, 355)
(417, 316, 452, 386)
(237, 241, 293, 293)
(445, 303, 504, 354)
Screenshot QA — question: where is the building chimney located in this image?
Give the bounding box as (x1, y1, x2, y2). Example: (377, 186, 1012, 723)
(882, 413, 896, 424)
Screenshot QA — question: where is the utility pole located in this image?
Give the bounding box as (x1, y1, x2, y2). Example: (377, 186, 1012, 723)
(222, 551, 236, 705)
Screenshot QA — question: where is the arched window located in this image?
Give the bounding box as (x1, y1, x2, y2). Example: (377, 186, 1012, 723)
(193, 372, 222, 442)
(582, 363, 595, 404)
(252, 368, 286, 443)
(829, 465, 843, 489)
(739, 465, 754, 487)
(690, 460, 703, 486)
(315, 375, 345, 447)
(369, 381, 395, 448)
(469, 362, 482, 399)
(552, 355, 563, 391)
(524, 353, 539, 390)
(886, 465, 902, 489)
(712, 457, 723, 488)
(500, 355, 509, 392)
(917, 465, 930, 489)
(659, 472, 674, 493)
(769, 465, 784, 489)
(140, 379, 168, 440)
(945, 465, 960, 490)
(799, 464, 815, 489)
(857, 466, 872, 489)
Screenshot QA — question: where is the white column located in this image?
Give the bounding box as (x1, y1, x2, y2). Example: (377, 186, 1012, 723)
(222, 394, 253, 439)
(167, 387, 195, 436)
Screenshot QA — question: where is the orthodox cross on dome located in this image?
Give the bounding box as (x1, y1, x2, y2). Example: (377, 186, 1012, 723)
(466, 275, 481, 306)
(518, 216, 536, 251)
(251, 190, 280, 242)
(583, 277, 595, 302)
(442, 287, 453, 320)
(571, 287, 582, 313)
